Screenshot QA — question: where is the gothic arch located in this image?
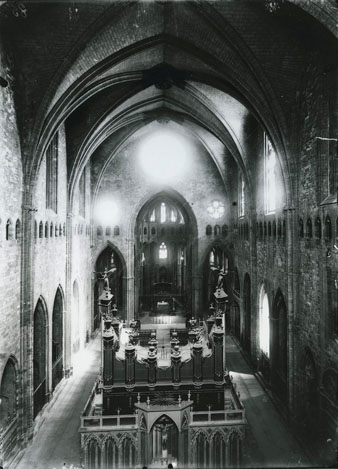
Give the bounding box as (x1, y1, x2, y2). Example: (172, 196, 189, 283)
(85, 436, 102, 469)
(201, 241, 234, 316)
(271, 289, 288, 403)
(134, 190, 198, 317)
(32, 28, 292, 211)
(212, 430, 227, 469)
(93, 242, 126, 320)
(103, 435, 119, 468)
(0, 355, 18, 430)
(52, 286, 64, 391)
(33, 296, 49, 419)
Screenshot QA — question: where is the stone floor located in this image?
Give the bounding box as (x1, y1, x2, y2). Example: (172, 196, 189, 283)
(15, 336, 101, 469)
(225, 337, 310, 468)
(15, 333, 313, 469)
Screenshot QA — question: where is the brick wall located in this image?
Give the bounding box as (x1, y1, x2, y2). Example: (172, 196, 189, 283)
(0, 44, 23, 365)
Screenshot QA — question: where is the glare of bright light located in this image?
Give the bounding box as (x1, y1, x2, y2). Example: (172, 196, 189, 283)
(138, 130, 191, 183)
(94, 198, 119, 225)
(260, 293, 270, 357)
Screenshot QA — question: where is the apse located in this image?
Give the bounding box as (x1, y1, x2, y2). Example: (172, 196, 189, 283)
(135, 193, 195, 318)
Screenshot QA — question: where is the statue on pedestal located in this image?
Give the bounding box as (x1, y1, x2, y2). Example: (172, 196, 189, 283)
(94, 263, 117, 292)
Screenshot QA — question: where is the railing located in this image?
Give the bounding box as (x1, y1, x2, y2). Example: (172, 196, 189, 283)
(80, 414, 137, 430)
(82, 378, 99, 417)
(190, 409, 245, 425)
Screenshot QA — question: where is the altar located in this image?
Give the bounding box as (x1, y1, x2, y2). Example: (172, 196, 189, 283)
(157, 301, 170, 314)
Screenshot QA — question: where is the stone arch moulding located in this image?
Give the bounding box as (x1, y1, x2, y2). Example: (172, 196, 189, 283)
(33, 296, 49, 419)
(87, 106, 236, 210)
(0, 354, 19, 388)
(51, 285, 65, 391)
(91, 240, 127, 275)
(148, 413, 180, 433)
(129, 189, 198, 318)
(92, 240, 127, 321)
(30, 28, 291, 207)
(198, 240, 234, 274)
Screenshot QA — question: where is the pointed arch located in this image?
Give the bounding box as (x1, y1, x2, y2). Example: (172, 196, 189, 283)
(134, 189, 198, 317)
(103, 435, 119, 468)
(228, 430, 242, 468)
(86, 436, 102, 469)
(212, 430, 226, 468)
(52, 286, 64, 391)
(271, 289, 288, 403)
(259, 283, 270, 359)
(150, 414, 179, 462)
(33, 297, 48, 418)
(15, 219, 21, 242)
(93, 241, 126, 321)
(325, 214, 332, 242)
(0, 355, 18, 430)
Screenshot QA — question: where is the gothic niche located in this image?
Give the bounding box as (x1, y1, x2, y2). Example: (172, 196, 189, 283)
(150, 415, 179, 464)
(203, 246, 230, 314)
(94, 246, 124, 327)
(135, 197, 191, 316)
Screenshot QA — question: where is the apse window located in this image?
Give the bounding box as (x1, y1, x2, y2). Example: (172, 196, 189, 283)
(46, 132, 59, 213)
(207, 200, 224, 219)
(79, 167, 86, 218)
(159, 242, 167, 259)
(209, 250, 215, 266)
(264, 134, 276, 214)
(259, 286, 270, 357)
(160, 202, 166, 223)
(239, 174, 245, 217)
(150, 209, 156, 222)
(170, 209, 177, 223)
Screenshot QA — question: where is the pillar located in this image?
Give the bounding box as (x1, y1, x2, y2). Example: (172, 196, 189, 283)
(171, 346, 182, 386)
(192, 343, 203, 386)
(125, 344, 136, 388)
(126, 238, 135, 323)
(213, 327, 224, 383)
(148, 346, 157, 387)
(20, 196, 35, 444)
(103, 320, 115, 386)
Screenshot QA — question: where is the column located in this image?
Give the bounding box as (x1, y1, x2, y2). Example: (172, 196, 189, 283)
(148, 346, 157, 386)
(126, 238, 135, 323)
(209, 435, 213, 469)
(125, 344, 136, 387)
(118, 442, 123, 468)
(171, 346, 182, 385)
(65, 211, 74, 375)
(225, 439, 230, 467)
(192, 343, 203, 385)
(20, 197, 37, 444)
(286, 206, 296, 418)
(103, 319, 115, 387)
(213, 327, 224, 382)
